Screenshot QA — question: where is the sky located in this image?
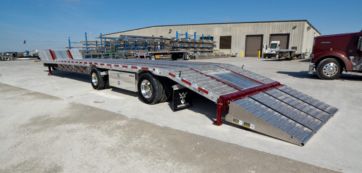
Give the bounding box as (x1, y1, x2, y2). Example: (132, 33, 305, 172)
(0, 0, 361, 52)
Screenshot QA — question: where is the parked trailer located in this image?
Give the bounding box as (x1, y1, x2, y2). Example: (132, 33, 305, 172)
(39, 49, 338, 146)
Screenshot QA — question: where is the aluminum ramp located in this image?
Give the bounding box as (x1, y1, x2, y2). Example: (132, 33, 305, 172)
(39, 49, 338, 146)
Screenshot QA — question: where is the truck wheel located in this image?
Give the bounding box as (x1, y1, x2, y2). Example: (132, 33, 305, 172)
(316, 58, 342, 80)
(138, 73, 165, 104)
(91, 69, 106, 90)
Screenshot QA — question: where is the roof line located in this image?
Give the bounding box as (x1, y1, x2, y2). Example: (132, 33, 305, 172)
(105, 19, 321, 36)
(317, 31, 361, 38)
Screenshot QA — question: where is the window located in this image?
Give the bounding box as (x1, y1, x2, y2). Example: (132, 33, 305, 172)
(270, 43, 278, 49)
(358, 36, 362, 51)
(219, 36, 232, 49)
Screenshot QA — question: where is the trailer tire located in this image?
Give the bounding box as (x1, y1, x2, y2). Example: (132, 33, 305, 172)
(316, 58, 341, 80)
(91, 69, 106, 90)
(159, 83, 171, 103)
(138, 73, 164, 104)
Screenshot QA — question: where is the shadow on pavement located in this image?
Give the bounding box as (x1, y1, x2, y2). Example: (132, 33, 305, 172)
(187, 94, 216, 122)
(262, 58, 310, 62)
(50, 70, 218, 122)
(51, 71, 140, 96)
(277, 71, 316, 79)
(49, 70, 90, 83)
(166, 91, 217, 123)
(111, 88, 138, 97)
(278, 71, 362, 81)
(262, 58, 292, 61)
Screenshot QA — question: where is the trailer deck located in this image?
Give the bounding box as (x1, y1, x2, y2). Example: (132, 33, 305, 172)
(39, 49, 338, 146)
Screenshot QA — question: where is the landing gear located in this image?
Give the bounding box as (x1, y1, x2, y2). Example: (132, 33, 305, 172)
(48, 66, 53, 75)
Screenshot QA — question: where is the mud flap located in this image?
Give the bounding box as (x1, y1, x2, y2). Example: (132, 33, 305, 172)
(171, 84, 191, 111)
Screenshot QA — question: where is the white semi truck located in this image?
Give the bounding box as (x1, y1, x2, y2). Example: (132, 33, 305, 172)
(39, 49, 337, 146)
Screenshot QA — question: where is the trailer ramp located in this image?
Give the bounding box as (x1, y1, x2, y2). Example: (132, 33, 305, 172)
(39, 49, 337, 145)
(171, 63, 337, 145)
(226, 86, 336, 145)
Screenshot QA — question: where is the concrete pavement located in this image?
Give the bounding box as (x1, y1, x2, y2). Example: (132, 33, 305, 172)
(1, 58, 361, 172)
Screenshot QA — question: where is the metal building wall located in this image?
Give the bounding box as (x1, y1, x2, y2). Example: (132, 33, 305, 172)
(302, 22, 321, 57)
(106, 21, 319, 57)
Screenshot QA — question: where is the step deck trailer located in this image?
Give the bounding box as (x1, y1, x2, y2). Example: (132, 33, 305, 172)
(40, 49, 338, 146)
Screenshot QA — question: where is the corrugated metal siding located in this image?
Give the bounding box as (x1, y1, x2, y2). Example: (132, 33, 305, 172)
(107, 21, 316, 56)
(302, 22, 320, 57)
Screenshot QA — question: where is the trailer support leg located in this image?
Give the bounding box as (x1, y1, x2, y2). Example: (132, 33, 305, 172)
(48, 66, 52, 75)
(213, 100, 224, 126)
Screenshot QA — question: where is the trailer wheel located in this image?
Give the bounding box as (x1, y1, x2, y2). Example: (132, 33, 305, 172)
(159, 79, 172, 103)
(91, 69, 106, 90)
(316, 58, 341, 80)
(138, 73, 164, 104)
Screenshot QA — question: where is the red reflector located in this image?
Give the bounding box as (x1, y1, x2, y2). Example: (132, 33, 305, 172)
(122, 65, 128, 68)
(114, 64, 119, 67)
(66, 50, 73, 59)
(49, 49, 56, 60)
(100, 63, 104, 66)
(169, 73, 176, 78)
(131, 66, 138, 69)
(198, 87, 209, 94)
(141, 67, 148, 70)
(181, 79, 191, 86)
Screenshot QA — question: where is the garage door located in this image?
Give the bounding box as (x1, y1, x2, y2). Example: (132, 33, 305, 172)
(245, 35, 263, 57)
(270, 34, 289, 49)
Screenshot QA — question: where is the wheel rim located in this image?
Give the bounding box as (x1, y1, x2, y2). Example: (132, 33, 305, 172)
(322, 62, 339, 77)
(91, 72, 98, 86)
(140, 79, 153, 99)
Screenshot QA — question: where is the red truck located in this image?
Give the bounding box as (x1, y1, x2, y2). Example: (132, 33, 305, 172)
(309, 31, 362, 79)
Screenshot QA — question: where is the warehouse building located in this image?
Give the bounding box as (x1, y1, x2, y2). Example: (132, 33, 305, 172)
(105, 20, 320, 57)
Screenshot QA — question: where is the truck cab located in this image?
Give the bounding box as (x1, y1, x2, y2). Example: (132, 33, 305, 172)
(309, 31, 362, 79)
(264, 41, 280, 58)
(263, 40, 297, 59)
